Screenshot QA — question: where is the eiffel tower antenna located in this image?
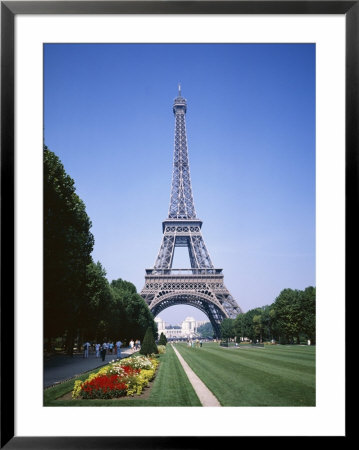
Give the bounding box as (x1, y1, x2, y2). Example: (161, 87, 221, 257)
(140, 88, 242, 337)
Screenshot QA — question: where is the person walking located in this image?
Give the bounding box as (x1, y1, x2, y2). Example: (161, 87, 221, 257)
(129, 339, 135, 353)
(100, 344, 106, 362)
(95, 343, 100, 358)
(116, 339, 122, 359)
(83, 341, 90, 358)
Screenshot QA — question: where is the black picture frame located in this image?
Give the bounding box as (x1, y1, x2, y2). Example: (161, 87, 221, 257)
(1, 1, 352, 447)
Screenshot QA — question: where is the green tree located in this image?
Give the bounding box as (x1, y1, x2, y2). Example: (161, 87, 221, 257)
(260, 305, 274, 341)
(234, 308, 262, 341)
(110, 278, 137, 294)
(158, 332, 167, 346)
(110, 278, 157, 342)
(220, 318, 235, 341)
(139, 327, 158, 355)
(81, 261, 114, 342)
(234, 287, 315, 345)
(249, 305, 274, 342)
(197, 322, 214, 339)
(269, 308, 278, 340)
(253, 314, 264, 342)
(299, 286, 316, 343)
(272, 288, 302, 344)
(44, 146, 94, 354)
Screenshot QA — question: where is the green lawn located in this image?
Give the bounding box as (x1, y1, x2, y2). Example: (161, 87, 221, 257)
(174, 342, 316, 406)
(44, 344, 201, 406)
(44, 343, 315, 407)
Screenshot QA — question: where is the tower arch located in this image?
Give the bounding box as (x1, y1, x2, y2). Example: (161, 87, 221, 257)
(150, 292, 227, 338)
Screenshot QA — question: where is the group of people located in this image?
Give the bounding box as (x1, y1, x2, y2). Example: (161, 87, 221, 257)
(82, 340, 123, 361)
(82, 338, 141, 361)
(187, 339, 203, 348)
(129, 339, 141, 353)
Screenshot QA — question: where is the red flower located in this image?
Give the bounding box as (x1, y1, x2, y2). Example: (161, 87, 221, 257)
(121, 365, 141, 376)
(81, 374, 127, 399)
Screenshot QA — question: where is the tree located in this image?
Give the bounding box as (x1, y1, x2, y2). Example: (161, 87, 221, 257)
(260, 305, 274, 341)
(197, 322, 214, 339)
(139, 327, 158, 355)
(299, 286, 316, 343)
(81, 261, 114, 342)
(158, 332, 167, 346)
(253, 314, 264, 342)
(251, 305, 273, 342)
(110, 278, 157, 343)
(44, 146, 94, 354)
(220, 318, 235, 341)
(234, 308, 261, 341)
(272, 289, 302, 344)
(234, 287, 315, 345)
(234, 304, 275, 342)
(110, 278, 137, 294)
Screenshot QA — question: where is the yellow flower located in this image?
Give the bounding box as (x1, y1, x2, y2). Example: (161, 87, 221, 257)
(72, 380, 83, 399)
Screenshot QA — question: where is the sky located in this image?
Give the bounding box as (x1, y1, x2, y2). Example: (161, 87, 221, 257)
(44, 43, 315, 325)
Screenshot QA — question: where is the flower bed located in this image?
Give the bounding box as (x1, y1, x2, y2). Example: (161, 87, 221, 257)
(72, 354, 160, 399)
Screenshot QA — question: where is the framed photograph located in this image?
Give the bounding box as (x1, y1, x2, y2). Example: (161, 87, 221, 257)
(1, 1, 353, 447)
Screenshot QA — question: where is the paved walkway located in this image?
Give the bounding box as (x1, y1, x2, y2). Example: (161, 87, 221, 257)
(44, 348, 132, 388)
(171, 345, 221, 407)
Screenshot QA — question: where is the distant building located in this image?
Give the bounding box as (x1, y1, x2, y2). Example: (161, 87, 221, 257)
(155, 316, 209, 339)
(155, 317, 166, 333)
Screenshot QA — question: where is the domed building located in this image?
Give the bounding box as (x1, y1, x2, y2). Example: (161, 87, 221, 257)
(155, 316, 209, 340)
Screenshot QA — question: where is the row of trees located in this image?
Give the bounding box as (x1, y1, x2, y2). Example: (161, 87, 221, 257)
(219, 286, 316, 344)
(44, 146, 157, 354)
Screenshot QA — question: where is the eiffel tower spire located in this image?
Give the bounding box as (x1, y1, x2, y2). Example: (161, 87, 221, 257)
(168, 87, 196, 219)
(140, 88, 242, 337)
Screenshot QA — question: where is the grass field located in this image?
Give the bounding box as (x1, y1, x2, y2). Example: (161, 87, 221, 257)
(44, 345, 201, 406)
(174, 342, 316, 406)
(44, 343, 315, 407)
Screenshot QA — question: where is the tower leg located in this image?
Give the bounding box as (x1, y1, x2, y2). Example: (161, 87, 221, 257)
(154, 235, 175, 271)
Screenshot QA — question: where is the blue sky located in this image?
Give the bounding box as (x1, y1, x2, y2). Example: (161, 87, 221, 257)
(44, 43, 315, 325)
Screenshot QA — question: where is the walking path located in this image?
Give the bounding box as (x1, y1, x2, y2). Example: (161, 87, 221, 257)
(171, 345, 221, 407)
(44, 348, 132, 388)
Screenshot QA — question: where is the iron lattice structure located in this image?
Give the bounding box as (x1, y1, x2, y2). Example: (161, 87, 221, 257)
(140, 87, 242, 337)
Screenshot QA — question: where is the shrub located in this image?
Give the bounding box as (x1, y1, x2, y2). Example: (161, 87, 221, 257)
(139, 327, 158, 355)
(158, 332, 167, 346)
(157, 345, 166, 354)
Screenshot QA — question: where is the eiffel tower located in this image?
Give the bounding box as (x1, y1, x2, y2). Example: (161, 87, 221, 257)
(140, 86, 242, 337)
